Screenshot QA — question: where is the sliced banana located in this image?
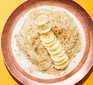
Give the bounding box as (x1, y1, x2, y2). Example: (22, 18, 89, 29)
(35, 14, 48, 26)
(39, 27, 51, 34)
(40, 31, 55, 44)
(39, 27, 69, 70)
(49, 41, 60, 51)
(55, 50, 65, 58)
(54, 61, 69, 70)
(42, 38, 56, 47)
(51, 50, 66, 62)
(54, 54, 68, 65)
(39, 22, 53, 34)
(48, 46, 62, 55)
(51, 53, 66, 62)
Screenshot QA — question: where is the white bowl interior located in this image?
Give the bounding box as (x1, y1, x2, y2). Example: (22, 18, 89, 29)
(11, 6, 86, 79)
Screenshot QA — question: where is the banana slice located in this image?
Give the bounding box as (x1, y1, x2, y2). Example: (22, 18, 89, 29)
(40, 31, 55, 44)
(35, 14, 48, 26)
(51, 49, 65, 61)
(55, 49, 65, 57)
(39, 28, 51, 34)
(49, 41, 60, 51)
(54, 61, 69, 70)
(48, 46, 62, 55)
(42, 38, 56, 47)
(54, 54, 68, 65)
(39, 22, 53, 34)
(51, 53, 66, 62)
(44, 40, 59, 51)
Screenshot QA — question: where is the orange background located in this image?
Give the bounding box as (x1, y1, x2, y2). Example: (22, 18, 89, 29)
(0, 0, 93, 85)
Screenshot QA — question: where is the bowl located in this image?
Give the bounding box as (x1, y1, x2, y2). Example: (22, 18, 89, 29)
(1, 0, 93, 85)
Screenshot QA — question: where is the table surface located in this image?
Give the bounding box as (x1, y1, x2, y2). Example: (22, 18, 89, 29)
(0, 0, 93, 85)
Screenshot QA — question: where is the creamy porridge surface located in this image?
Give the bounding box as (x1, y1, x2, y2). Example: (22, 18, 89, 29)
(12, 6, 85, 79)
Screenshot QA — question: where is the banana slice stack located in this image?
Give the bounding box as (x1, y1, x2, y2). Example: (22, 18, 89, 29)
(40, 31, 69, 70)
(35, 14, 69, 70)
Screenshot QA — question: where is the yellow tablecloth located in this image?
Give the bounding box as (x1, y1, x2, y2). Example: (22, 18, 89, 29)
(0, 0, 93, 85)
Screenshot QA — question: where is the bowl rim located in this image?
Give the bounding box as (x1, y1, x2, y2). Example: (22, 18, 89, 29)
(1, 0, 93, 85)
